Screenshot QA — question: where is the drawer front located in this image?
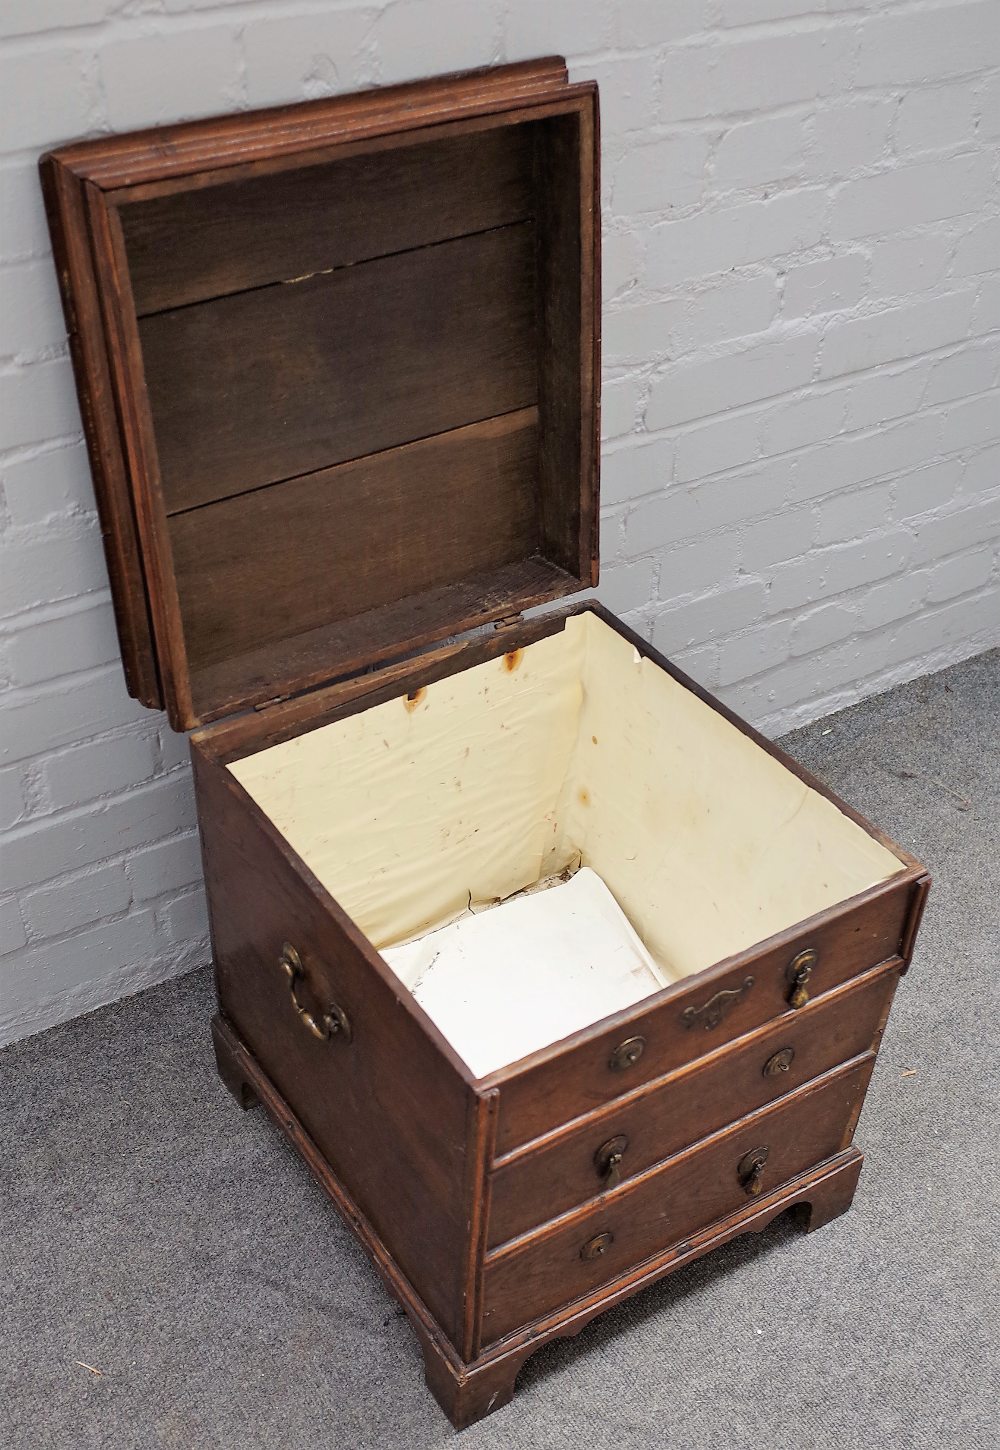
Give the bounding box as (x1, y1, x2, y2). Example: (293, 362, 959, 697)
(481, 1054, 873, 1346)
(491, 875, 916, 1154)
(487, 960, 899, 1247)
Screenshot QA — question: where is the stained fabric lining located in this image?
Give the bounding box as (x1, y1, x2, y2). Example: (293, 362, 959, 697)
(230, 612, 905, 1008)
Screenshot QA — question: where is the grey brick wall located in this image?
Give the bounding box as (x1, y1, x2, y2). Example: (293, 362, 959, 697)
(2, 0, 999, 1045)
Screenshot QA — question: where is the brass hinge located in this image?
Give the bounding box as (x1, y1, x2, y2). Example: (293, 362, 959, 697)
(494, 611, 524, 631)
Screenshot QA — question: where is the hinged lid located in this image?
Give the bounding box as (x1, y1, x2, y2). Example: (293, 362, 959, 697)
(41, 58, 600, 731)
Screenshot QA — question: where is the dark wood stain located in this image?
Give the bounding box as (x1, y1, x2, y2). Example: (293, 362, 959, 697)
(140, 223, 538, 516)
(487, 960, 900, 1246)
(41, 62, 598, 728)
(119, 124, 535, 314)
(187, 595, 927, 1418)
(38, 161, 163, 708)
(43, 60, 929, 1430)
(481, 1056, 875, 1344)
(169, 410, 540, 674)
(534, 112, 597, 582)
(193, 748, 475, 1345)
(54, 58, 575, 189)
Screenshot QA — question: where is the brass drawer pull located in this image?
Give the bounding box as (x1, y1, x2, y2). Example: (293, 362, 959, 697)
(609, 1035, 645, 1072)
(681, 975, 754, 1031)
(594, 1135, 628, 1190)
(580, 1231, 614, 1261)
(737, 1145, 769, 1197)
(787, 948, 817, 1009)
(763, 1046, 795, 1078)
(279, 942, 352, 1044)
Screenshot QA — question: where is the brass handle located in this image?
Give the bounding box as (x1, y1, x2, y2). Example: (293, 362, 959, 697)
(608, 1035, 645, 1072)
(787, 948, 817, 1009)
(580, 1231, 614, 1261)
(763, 1046, 795, 1078)
(279, 943, 352, 1043)
(594, 1135, 628, 1190)
(737, 1145, 769, 1196)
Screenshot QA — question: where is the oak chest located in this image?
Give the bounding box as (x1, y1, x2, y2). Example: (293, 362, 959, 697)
(42, 58, 930, 1429)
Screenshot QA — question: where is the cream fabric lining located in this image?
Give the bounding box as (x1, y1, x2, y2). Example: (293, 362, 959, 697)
(230, 612, 904, 1060)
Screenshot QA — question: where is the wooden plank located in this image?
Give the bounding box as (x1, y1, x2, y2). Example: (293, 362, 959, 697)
(170, 409, 540, 672)
(140, 222, 538, 514)
(120, 125, 535, 314)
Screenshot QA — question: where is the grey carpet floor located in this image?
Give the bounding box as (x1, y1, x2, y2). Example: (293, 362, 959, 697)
(2, 648, 998, 1450)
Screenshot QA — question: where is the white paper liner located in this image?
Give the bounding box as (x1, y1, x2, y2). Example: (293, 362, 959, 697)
(381, 866, 669, 1078)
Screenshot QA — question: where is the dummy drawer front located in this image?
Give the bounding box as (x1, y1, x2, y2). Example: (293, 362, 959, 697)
(487, 959, 899, 1248)
(480, 1054, 873, 1346)
(491, 875, 913, 1156)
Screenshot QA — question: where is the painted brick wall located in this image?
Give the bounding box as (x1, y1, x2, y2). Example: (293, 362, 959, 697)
(2, 0, 999, 1046)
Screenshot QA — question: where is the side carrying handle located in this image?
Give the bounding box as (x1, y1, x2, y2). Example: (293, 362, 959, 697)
(278, 942, 352, 1044)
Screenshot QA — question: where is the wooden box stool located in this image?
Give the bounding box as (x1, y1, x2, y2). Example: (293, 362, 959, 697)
(41, 58, 930, 1429)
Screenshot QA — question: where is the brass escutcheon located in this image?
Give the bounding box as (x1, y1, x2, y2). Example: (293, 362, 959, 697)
(608, 1036, 645, 1071)
(682, 975, 754, 1031)
(763, 1046, 795, 1078)
(278, 943, 352, 1044)
(580, 1231, 614, 1261)
(594, 1134, 628, 1189)
(787, 948, 817, 1009)
(737, 1145, 769, 1197)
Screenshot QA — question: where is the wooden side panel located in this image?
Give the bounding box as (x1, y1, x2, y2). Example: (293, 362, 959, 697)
(490, 874, 914, 1155)
(534, 106, 599, 582)
(139, 223, 538, 514)
(119, 124, 536, 313)
(481, 1056, 874, 1345)
(170, 410, 539, 672)
(191, 747, 476, 1349)
(488, 960, 900, 1246)
(38, 158, 162, 708)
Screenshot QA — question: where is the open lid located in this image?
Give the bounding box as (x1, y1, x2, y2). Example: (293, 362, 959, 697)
(41, 59, 600, 731)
